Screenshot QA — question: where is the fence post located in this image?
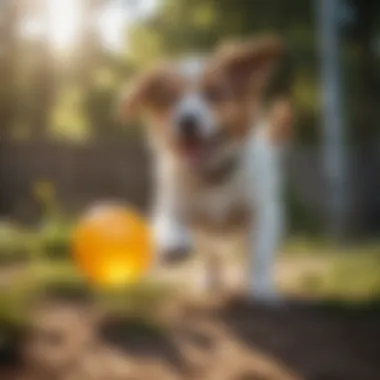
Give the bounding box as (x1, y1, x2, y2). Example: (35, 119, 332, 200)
(316, 0, 349, 239)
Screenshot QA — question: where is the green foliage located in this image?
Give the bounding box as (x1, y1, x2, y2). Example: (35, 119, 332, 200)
(128, 24, 166, 67)
(51, 86, 90, 141)
(0, 201, 73, 264)
(0, 0, 378, 144)
(0, 285, 34, 328)
(33, 181, 73, 260)
(0, 223, 31, 263)
(38, 221, 72, 260)
(30, 260, 91, 302)
(96, 281, 175, 318)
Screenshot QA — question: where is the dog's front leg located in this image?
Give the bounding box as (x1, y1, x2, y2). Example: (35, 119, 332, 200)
(248, 197, 284, 302)
(153, 211, 192, 264)
(151, 162, 192, 265)
(195, 233, 224, 293)
(247, 133, 285, 302)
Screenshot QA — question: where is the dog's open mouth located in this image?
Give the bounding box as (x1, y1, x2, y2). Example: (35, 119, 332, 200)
(179, 137, 210, 165)
(182, 139, 203, 157)
(178, 132, 228, 167)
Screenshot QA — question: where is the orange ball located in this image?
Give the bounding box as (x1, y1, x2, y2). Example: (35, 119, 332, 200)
(72, 203, 153, 288)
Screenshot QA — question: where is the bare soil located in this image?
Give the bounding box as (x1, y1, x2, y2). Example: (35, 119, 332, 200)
(1, 293, 380, 380)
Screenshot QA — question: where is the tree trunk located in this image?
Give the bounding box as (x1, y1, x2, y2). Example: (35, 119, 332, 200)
(0, 1, 19, 140)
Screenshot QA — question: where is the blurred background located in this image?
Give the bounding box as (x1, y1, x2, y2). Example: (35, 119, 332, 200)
(1, 0, 380, 236)
(0, 1, 380, 379)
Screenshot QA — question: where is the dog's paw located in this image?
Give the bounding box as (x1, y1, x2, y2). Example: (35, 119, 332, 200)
(248, 287, 285, 307)
(153, 217, 192, 265)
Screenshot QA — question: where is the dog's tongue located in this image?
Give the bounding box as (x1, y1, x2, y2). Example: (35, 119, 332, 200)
(183, 141, 204, 165)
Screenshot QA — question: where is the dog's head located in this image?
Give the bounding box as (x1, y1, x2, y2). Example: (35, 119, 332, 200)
(119, 36, 285, 168)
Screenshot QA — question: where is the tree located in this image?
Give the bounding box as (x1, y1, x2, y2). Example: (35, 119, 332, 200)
(0, 0, 20, 139)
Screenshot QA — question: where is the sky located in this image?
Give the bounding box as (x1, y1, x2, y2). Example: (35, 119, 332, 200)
(22, 0, 158, 53)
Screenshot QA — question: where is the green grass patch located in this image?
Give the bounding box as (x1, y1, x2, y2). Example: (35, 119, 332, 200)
(281, 242, 380, 300)
(324, 252, 380, 299)
(0, 222, 33, 264)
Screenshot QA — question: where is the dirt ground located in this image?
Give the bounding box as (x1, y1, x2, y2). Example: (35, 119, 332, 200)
(1, 292, 380, 380)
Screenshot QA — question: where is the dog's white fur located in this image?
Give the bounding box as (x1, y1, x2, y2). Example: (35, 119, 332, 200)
(149, 58, 286, 300)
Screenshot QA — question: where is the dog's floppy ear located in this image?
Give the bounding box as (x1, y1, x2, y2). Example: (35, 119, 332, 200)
(118, 68, 157, 122)
(118, 64, 172, 123)
(217, 35, 284, 94)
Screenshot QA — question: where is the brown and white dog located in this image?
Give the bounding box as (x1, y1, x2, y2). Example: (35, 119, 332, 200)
(120, 36, 292, 301)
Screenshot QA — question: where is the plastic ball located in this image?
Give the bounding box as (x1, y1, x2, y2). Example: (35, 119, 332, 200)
(72, 203, 153, 288)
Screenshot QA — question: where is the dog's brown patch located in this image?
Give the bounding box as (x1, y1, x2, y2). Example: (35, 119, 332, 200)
(201, 35, 284, 140)
(120, 62, 184, 122)
(119, 35, 285, 154)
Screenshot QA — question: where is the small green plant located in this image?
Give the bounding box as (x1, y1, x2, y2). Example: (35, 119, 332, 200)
(39, 220, 73, 259)
(33, 180, 73, 259)
(0, 222, 30, 264)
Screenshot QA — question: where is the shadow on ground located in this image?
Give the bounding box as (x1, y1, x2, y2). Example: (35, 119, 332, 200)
(97, 315, 190, 375)
(217, 296, 380, 380)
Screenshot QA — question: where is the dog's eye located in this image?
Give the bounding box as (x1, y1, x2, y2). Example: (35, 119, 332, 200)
(203, 87, 226, 104)
(150, 84, 178, 107)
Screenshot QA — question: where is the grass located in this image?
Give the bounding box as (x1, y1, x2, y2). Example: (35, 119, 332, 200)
(0, 281, 36, 327)
(0, 214, 379, 330)
(324, 252, 380, 298)
(280, 238, 380, 300)
(283, 235, 380, 257)
(0, 213, 379, 372)
(0, 222, 32, 264)
(14, 236, 380, 307)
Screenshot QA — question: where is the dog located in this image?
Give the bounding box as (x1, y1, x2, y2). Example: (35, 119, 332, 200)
(120, 36, 293, 301)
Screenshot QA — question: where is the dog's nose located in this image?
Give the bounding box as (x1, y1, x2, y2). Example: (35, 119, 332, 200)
(177, 114, 200, 139)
